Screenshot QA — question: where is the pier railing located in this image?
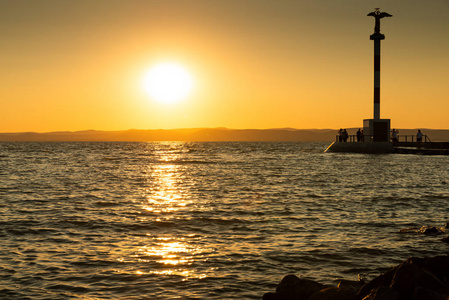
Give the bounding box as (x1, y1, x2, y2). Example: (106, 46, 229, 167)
(335, 135, 371, 142)
(395, 135, 431, 143)
(335, 135, 431, 143)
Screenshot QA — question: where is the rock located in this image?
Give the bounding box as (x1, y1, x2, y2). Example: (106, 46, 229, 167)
(309, 287, 357, 300)
(357, 266, 398, 299)
(358, 256, 449, 300)
(422, 226, 440, 235)
(422, 256, 449, 278)
(362, 286, 398, 300)
(390, 261, 419, 300)
(399, 227, 419, 233)
(337, 279, 364, 293)
(389, 257, 449, 300)
(263, 255, 449, 300)
(262, 292, 279, 300)
(413, 287, 449, 300)
(400, 225, 446, 234)
(274, 275, 326, 300)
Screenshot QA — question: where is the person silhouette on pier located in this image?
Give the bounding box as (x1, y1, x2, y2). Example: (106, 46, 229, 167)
(417, 129, 423, 143)
(391, 129, 398, 144)
(356, 129, 362, 142)
(342, 129, 349, 142)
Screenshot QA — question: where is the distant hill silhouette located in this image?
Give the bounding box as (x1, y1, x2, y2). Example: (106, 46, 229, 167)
(0, 128, 448, 142)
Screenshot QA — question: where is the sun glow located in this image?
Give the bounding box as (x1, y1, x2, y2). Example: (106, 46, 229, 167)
(142, 62, 194, 104)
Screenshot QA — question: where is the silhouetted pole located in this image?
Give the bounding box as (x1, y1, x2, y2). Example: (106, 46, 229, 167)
(368, 9, 392, 120)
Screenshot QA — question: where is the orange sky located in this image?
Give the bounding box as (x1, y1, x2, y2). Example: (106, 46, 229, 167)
(1, 0, 448, 132)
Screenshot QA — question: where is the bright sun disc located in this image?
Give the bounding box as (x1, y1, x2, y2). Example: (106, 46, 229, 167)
(142, 62, 194, 104)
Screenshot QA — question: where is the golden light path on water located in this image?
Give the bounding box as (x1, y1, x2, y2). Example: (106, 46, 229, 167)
(3, 142, 449, 299)
(132, 144, 214, 281)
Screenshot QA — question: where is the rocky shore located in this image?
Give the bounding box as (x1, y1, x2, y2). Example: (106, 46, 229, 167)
(263, 223, 449, 300)
(263, 254, 449, 300)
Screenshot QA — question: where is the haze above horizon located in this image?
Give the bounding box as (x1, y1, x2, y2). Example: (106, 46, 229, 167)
(1, 1, 448, 133)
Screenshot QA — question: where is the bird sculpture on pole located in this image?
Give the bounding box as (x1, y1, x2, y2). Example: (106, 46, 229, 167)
(368, 8, 392, 34)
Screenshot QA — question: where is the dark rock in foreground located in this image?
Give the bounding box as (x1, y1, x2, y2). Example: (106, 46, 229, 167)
(263, 255, 449, 300)
(263, 275, 327, 300)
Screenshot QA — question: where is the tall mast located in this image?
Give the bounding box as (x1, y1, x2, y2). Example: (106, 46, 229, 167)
(368, 8, 392, 119)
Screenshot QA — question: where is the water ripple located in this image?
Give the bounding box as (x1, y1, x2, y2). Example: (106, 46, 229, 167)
(1, 142, 449, 299)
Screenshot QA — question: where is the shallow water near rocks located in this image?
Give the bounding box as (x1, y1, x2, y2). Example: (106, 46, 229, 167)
(1, 141, 449, 299)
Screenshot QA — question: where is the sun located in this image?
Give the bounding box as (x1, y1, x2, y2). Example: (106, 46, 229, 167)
(142, 62, 194, 104)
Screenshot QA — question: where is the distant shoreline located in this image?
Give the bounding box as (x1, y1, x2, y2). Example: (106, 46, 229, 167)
(1, 128, 448, 142)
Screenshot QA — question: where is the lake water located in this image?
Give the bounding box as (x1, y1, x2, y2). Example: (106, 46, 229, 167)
(1, 142, 449, 299)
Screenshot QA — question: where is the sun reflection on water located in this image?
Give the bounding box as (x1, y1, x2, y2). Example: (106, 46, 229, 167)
(134, 143, 213, 280)
(134, 236, 215, 280)
(143, 240, 193, 265)
(142, 162, 191, 214)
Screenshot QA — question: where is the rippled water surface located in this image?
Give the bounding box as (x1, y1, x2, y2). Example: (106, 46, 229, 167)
(1, 142, 449, 299)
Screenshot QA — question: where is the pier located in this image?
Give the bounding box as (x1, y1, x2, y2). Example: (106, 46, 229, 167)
(325, 9, 449, 155)
(326, 134, 449, 154)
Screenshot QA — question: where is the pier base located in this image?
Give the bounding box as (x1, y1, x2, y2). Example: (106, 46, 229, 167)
(325, 142, 394, 154)
(363, 119, 390, 142)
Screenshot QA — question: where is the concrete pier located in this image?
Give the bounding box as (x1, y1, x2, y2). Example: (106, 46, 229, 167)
(325, 142, 394, 154)
(325, 140, 449, 155)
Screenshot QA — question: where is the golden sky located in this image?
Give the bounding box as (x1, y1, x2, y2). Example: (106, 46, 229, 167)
(1, 0, 448, 132)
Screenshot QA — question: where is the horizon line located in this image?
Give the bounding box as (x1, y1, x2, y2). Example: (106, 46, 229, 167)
(1, 127, 448, 134)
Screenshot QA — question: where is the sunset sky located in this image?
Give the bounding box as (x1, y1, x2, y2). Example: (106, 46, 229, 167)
(1, 0, 448, 132)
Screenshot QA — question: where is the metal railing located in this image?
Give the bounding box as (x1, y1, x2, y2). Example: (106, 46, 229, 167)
(395, 135, 431, 143)
(335, 134, 371, 142)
